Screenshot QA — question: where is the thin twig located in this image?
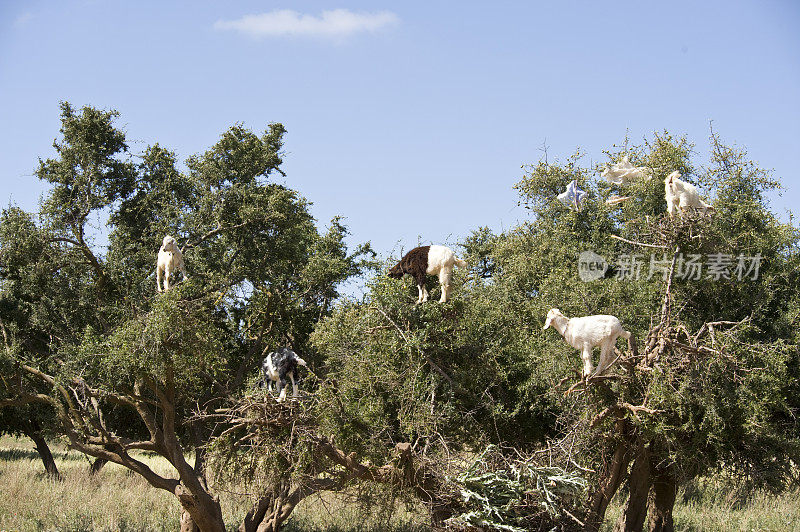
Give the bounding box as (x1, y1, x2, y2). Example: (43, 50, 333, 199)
(609, 234, 668, 250)
(563, 508, 585, 527)
(367, 306, 475, 400)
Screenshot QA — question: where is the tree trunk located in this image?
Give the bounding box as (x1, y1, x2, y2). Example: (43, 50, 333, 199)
(258, 488, 286, 532)
(239, 496, 273, 532)
(194, 447, 207, 484)
(180, 510, 201, 532)
(586, 419, 631, 531)
(647, 465, 676, 532)
(24, 425, 61, 480)
(89, 457, 107, 475)
(176, 420, 217, 531)
(616, 442, 650, 532)
(249, 483, 308, 532)
(240, 475, 355, 532)
(175, 486, 226, 532)
(191, 420, 210, 489)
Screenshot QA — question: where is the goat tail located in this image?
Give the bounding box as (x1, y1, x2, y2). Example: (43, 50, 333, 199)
(454, 256, 467, 268)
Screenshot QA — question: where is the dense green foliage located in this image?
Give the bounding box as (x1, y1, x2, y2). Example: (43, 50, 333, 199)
(1, 100, 374, 400)
(0, 103, 375, 530)
(0, 103, 797, 530)
(308, 132, 799, 528)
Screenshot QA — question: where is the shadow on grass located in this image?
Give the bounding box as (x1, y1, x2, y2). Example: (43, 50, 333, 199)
(0, 446, 86, 462)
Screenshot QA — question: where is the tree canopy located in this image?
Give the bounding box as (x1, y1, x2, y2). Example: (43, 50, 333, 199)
(0, 103, 376, 531)
(1, 105, 797, 532)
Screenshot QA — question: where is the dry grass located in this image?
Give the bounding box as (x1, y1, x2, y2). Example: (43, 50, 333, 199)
(0, 436, 183, 531)
(0, 436, 425, 532)
(601, 481, 800, 532)
(2, 435, 798, 531)
(671, 483, 800, 532)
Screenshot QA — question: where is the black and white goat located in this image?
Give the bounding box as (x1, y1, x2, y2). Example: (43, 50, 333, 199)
(388, 245, 467, 303)
(258, 347, 308, 402)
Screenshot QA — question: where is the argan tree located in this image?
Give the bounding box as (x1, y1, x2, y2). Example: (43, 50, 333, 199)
(0, 103, 375, 531)
(503, 132, 800, 531)
(302, 132, 799, 531)
(2, 105, 797, 532)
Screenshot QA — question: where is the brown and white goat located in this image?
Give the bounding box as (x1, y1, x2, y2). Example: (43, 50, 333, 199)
(388, 245, 467, 303)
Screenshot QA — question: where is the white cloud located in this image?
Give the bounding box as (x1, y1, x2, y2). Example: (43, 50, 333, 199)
(14, 12, 34, 28)
(214, 9, 398, 39)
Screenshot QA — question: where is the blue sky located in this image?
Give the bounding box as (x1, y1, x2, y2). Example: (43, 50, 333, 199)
(1, 1, 798, 265)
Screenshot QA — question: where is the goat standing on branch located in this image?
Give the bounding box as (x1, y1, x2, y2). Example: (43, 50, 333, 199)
(543, 308, 633, 378)
(664, 171, 714, 217)
(388, 245, 467, 303)
(156, 235, 188, 293)
(258, 347, 308, 402)
(602, 155, 651, 185)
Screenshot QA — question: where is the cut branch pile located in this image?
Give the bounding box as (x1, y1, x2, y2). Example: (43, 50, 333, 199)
(446, 446, 587, 532)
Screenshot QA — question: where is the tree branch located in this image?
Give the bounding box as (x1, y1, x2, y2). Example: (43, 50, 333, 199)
(610, 234, 668, 250)
(182, 221, 250, 253)
(368, 306, 476, 401)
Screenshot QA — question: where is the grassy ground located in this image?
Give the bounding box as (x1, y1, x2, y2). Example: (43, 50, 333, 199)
(0, 436, 425, 532)
(601, 479, 800, 532)
(1, 435, 797, 531)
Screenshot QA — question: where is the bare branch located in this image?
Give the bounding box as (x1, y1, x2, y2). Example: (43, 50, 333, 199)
(591, 403, 661, 428)
(609, 234, 668, 250)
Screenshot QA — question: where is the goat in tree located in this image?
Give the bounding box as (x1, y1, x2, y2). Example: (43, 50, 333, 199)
(543, 308, 632, 378)
(258, 347, 308, 402)
(664, 171, 714, 217)
(388, 245, 467, 303)
(156, 235, 188, 292)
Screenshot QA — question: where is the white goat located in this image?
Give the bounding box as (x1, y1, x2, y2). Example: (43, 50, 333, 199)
(664, 171, 714, 217)
(543, 308, 631, 378)
(156, 235, 188, 293)
(602, 155, 650, 185)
